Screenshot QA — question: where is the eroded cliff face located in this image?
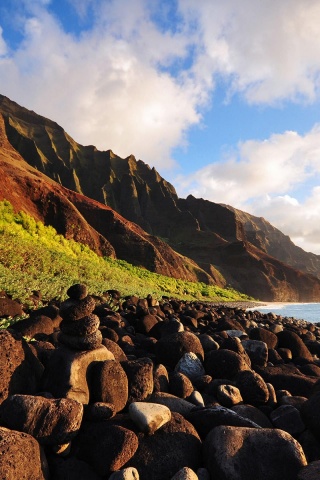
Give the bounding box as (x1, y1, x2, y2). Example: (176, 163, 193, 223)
(1, 93, 320, 301)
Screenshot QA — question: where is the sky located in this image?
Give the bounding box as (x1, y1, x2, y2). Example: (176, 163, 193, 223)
(1, 0, 320, 254)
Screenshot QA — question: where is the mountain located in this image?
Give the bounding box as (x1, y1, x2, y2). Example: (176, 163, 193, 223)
(1, 93, 320, 301)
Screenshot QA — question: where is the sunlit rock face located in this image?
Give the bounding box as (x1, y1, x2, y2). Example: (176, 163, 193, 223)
(2, 93, 320, 301)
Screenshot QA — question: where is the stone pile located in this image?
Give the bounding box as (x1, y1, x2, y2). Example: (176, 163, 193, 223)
(2, 285, 320, 479)
(58, 283, 102, 350)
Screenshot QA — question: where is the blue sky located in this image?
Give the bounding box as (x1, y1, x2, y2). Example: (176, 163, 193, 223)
(1, 0, 320, 254)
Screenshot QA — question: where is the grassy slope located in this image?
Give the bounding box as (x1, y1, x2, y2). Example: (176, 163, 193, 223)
(0, 200, 253, 303)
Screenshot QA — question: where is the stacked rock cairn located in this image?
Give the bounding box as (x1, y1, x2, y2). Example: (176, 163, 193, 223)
(58, 284, 102, 350)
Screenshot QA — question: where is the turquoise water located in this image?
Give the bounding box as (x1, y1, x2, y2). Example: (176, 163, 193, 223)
(252, 303, 320, 324)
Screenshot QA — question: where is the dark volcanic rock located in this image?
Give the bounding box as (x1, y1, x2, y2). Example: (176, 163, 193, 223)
(9, 314, 54, 338)
(235, 370, 270, 405)
(277, 330, 313, 362)
(89, 360, 128, 412)
(0, 330, 43, 405)
(121, 357, 154, 404)
(203, 425, 307, 480)
(204, 349, 250, 380)
(0, 426, 45, 479)
(301, 391, 320, 440)
(76, 423, 139, 476)
(155, 331, 204, 369)
(0, 394, 83, 445)
(126, 412, 202, 480)
(186, 406, 260, 439)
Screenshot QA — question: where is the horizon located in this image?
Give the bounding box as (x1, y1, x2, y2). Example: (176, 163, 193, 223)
(1, 1, 320, 254)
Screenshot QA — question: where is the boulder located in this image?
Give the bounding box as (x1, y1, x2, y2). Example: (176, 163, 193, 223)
(155, 332, 204, 369)
(232, 404, 273, 428)
(249, 327, 278, 349)
(0, 394, 83, 445)
(121, 358, 154, 404)
(153, 364, 169, 393)
(298, 461, 320, 480)
(129, 402, 171, 434)
(277, 330, 313, 362)
(89, 360, 128, 412)
(204, 349, 250, 380)
(102, 338, 127, 362)
(126, 412, 201, 480)
(216, 384, 243, 408)
(109, 468, 139, 479)
(150, 392, 195, 417)
(0, 426, 45, 479)
(9, 314, 55, 339)
(203, 425, 307, 480)
(41, 345, 114, 404)
(242, 339, 268, 367)
(174, 352, 206, 382)
(186, 406, 260, 439)
(171, 467, 198, 479)
(0, 295, 23, 317)
(270, 405, 306, 436)
(301, 391, 320, 439)
(76, 423, 139, 476)
(236, 370, 269, 405)
(169, 372, 194, 399)
(0, 329, 43, 404)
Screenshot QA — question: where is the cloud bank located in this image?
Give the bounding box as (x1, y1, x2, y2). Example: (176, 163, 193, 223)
(1, 0, 320, 253)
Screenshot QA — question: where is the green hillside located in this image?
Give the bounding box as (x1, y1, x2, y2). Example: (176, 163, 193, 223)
(0, 200, 253, 304)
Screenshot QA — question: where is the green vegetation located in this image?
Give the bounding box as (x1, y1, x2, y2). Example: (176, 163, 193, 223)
(0, 200, 253, 304)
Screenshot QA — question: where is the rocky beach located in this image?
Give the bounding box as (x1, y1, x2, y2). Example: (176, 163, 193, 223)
(1, 285, 320, 479)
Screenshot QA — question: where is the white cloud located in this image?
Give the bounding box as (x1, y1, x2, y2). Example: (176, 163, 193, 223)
(2, 0, 320, 253)
(179, 0, 320, 104)
(0, 0, 201, 168)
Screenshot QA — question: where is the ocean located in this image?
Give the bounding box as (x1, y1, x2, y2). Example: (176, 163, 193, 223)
(251, 303, 320, 324)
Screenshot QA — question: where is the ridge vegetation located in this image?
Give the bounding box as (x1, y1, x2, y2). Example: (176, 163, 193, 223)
(0, 200, 253, 304)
